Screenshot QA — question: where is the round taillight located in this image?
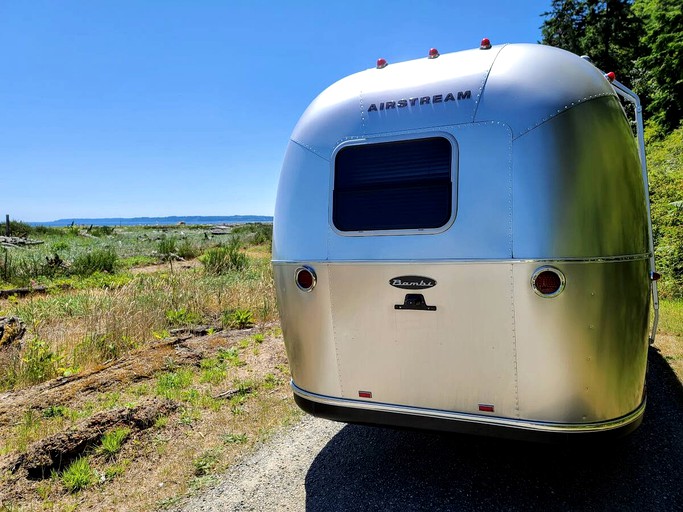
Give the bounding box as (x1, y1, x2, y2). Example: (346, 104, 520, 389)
(295, 266, 316, 292)
(531, 267, 565, 298)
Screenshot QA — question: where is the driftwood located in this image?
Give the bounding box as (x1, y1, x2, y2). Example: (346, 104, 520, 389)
(213, 386, 253, 400)
(0, 236, 44, 248)
(0, 286, 47, 299)
(3, 397, 177, 478)
(0, 316, 26, 346)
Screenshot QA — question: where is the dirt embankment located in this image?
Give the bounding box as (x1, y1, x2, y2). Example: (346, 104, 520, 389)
(0, 323, 291, 510)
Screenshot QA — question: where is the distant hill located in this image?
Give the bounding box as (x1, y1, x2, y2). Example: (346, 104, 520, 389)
(31, 215, 273, 227)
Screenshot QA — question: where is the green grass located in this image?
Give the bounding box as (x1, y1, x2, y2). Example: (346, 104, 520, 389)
(193, 448, 222, 476)
(98, 427, 131, 460)
(60, 457, 96, 493)
(221, 433, 248, 445)
(156, 369, 195, 399)
(201, 238, 249, 274)
(222, 308, 254, 329)
(658, 298, 683, 336)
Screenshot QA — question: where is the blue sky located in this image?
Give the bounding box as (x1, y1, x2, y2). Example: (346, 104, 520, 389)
(1, 0, 551, 222)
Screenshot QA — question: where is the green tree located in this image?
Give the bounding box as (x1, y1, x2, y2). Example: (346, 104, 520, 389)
(633, 0, 683, 133)
(541, 1, 645, 86)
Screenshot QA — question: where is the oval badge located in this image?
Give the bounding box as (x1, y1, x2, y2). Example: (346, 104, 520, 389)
(389, 276, 437, 290)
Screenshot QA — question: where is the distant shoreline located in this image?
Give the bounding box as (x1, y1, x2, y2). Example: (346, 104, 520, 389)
(28, 215, 273, 227)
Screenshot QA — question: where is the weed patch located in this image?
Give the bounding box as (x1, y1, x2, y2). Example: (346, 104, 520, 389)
(60, 457, 96, 493)
(97, 427, 131, 460)
(70, 249, 117, 276)
(201, 237, 248, 274)
(222, 308, 254, 329)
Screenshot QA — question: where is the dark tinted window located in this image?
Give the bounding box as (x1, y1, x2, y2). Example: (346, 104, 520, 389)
(333, 137, 453, 231)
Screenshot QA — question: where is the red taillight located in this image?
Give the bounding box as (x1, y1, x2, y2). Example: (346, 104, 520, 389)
(295, 266, 316, 292)
(531, 267, 565, 298)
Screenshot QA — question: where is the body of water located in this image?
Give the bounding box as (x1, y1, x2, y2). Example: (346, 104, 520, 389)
(30, 215, 273, 227)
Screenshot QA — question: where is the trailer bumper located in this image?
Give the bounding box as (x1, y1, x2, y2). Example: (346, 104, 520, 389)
(291, 381, 645, 443)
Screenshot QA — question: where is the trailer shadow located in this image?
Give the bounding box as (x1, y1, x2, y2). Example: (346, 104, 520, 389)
(304, 347, 683, 511)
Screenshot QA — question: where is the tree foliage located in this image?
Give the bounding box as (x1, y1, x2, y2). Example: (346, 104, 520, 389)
(541, 0, 683, 133)
(647, 126, 683, 297)
(633, 0, 683, 133)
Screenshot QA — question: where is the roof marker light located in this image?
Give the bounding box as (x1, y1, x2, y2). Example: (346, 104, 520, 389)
(480, 38, 492, 50)
(605, 71, 616, 82)
(376, 58, 387, 69)
(428, 48, 440, 59)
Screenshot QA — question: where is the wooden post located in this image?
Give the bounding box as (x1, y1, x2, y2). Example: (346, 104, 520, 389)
(5, 215, 9, 237)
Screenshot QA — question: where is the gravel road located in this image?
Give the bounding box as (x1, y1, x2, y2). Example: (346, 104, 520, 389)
(177, 347, 683, 511)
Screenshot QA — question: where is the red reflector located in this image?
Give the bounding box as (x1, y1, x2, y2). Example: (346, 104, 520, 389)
(428, 48, 440, 59)
(359, 391, 372, 398)
(376, 58, 387, 69)
(479, 404, 494, 412)
(535, 271, 562, 295)
(480, 38, 492, 49)
(606, 71, 616, 82)
(295, 266, 316, 292)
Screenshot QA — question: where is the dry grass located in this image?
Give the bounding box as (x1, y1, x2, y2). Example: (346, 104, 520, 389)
(0, 326, 299, 511)
(0, 235, 297, 510)
(0, 247, 276, 391)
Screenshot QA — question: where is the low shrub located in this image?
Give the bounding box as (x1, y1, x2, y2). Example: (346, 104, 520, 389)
(201, 237, 248, 274)
(157, 236, 178, 261)
(222, 309, 254, 329)
(70, 248, 117, 276)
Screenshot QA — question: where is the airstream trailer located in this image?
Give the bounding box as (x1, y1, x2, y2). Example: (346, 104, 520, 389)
(272, 42, 659, 441)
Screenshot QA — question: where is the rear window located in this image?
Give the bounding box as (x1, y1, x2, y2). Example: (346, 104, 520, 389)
(333, 137, 454, 232)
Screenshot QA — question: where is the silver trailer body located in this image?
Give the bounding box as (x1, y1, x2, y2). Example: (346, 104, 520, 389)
(273, 43, 658, 440)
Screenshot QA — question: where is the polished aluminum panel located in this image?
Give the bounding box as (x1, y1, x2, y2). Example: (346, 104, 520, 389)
(276, 259, 650, 424)
(289, 47, 503, 159)
(327, 262, 517, 416)
(474, 44, 615, 138)
(273, 263, 340, 396)
(513, 259, 650, 422)
(512, 95, 648, 259)
(273, 141, 330, 262)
